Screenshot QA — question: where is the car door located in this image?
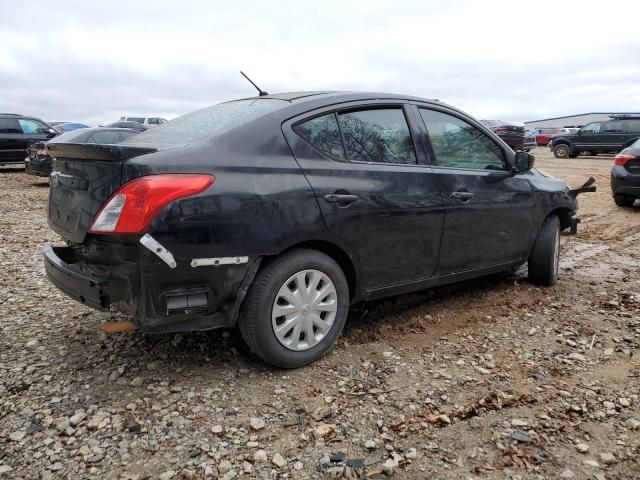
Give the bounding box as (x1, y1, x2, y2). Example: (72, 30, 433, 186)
(0, 118, 23, 162)
(600, 121, 624, 150)
(417, 107, 534, 275)
(574, 122, 602, 152)
(283, 103, 444, 290)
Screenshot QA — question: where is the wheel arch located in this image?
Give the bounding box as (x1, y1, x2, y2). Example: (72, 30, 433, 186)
(546, 207, 573, 231)
(624, 137, 639, 148)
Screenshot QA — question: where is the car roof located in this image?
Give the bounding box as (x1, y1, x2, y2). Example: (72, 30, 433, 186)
(239, 90, 442, 104)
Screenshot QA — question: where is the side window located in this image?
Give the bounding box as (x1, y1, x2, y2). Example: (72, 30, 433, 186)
(419, 109, 506, 170)
(293, 113, 345, 160)
(338, 108, 416, 165)
(604, 121, 623, 132)
(628, 120, 640, 133)
(18, 119, 49, 135)
(581, 122, 601, 134)
(0, 118, 20, 134)
(88, 131, 121, 144)
(148, 118, 159, 125)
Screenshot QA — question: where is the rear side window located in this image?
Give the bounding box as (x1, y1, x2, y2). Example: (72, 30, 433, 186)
(124, 99, 288, 146)
(420, 109, 506, 170)
(0, 118, 20, 133)
(338, 108, 416, 165)
(293, 113, 344, 160)
(627, 120, 640, 132)
(89, 131, 121, 144)
(604, 121, 623, 132)
(127, 117, 145, 124)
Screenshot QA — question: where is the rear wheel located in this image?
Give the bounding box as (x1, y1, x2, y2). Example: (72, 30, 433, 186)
(528, 216, 560, 286)
(553, 144, 570, 158)
(239, 249, 349, 368)
(614, 194, 635, 207)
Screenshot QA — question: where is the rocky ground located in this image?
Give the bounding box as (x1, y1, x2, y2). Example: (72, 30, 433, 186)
(1, 148, 639, 480)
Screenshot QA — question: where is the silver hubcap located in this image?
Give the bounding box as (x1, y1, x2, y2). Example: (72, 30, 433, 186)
(271, 269, 338, 351)
(557, 146, 566, 156)
(553, 227, 560, 275)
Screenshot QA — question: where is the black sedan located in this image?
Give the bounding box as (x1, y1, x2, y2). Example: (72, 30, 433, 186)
(25, 128, 139, 177)
(611, 138, 640, 207)
(44, 91, 587, 368)
(480, 120, 526, 151)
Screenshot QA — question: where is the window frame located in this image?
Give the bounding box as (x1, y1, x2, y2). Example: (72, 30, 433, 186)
(413, 104, 511, 173)
(291, 102, 423, 167)
(604, 121, 623, 133)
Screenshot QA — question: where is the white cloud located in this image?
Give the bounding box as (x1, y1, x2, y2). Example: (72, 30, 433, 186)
(1, 0, 639, 124)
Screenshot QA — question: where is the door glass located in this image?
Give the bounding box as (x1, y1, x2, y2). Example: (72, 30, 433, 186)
(580, 123, 601, 134)
(293, 113, 345, 160)
(18, 119, 49, 135)
(419, 109, 506, 170)
(627, 120, 640, 133)
(338, 108, 417, 165)
(0, 118, 20, 133)
(604, 121, 623, 132)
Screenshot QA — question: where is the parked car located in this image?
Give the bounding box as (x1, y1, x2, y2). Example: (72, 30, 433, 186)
(0, 113, 57, 165)
(548, 128, 579, 148)
(551, 117, 640, 158)
(611, 138, 640, 207)
(119, 116, 168, 127)
(104, 121, 147, 132)
(534, 128, 562, 146)
(44, 92, 587, 368)
(480, 120, 525, 151)
(52, 122, 89, 134)
(523, 130, 537, 152)
(25, 128, 138, 177)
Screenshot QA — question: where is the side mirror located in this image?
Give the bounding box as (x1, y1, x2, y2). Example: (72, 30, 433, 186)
(513, 151, 535, 173)
(47, 128, 57, 137)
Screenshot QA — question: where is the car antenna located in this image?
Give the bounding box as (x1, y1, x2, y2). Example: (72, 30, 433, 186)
(240, 71, 269, 96)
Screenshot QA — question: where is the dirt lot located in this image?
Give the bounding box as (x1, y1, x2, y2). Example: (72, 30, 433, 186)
(1, 148, 639, 480)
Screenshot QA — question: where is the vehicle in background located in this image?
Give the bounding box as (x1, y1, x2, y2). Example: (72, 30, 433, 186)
(0, 113, 57, 165)
(533, 128, 562, 146)
(104, 121, 147, 132)
(548, 128, 580, 148)
(551, 116, 640, 158)
(523, 130, 537, 152)
(25, 128, 138, 177)
(611, 138, 640, 207)
(43, 91, 585, 368)
(119, 116, 167, 127)
(52, 122, 89, 134)
(480, 120, 525, 151)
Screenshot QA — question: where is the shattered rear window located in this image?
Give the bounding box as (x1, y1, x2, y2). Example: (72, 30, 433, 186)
(123, 99, 288, 146)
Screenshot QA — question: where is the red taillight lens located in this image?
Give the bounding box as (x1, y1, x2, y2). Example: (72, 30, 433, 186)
(615, 154, 635, 166)
(89, 174, 214, 234)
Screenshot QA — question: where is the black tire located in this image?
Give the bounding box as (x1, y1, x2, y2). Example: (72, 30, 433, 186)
(238, 248, 349, 368)
(568, 153, 579, 158)
(528, 216, 560, 286)
(553, 144, 570, 158)
(614, 194, 635, 207)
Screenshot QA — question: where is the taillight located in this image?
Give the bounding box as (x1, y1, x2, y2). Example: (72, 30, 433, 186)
(89, 174, 214, 234)
(36, 147, 47, 156)
(615, 154, 636, 166)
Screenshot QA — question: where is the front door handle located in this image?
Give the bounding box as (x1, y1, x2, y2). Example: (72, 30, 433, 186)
(323, 194, 359, 206)
(450, 191, 474, 202)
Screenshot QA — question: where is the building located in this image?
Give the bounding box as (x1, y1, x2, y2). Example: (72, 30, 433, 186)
(525, 112, 640, 130)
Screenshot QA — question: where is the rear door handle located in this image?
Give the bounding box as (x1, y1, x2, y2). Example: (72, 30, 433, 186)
(450, 191, 474, 201)
(323, 194, 359, 205)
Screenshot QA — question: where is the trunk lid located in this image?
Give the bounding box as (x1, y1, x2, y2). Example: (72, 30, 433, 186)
(47, 143, 156, 243)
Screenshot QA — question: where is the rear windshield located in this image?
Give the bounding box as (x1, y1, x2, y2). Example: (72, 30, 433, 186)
(123, 99, 288, 146)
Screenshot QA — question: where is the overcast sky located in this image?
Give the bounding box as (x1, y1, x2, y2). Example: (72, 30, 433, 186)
(2, 0, 639, 125)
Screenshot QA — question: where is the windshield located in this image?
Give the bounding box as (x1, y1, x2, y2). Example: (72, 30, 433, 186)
(123, 99, 288, 146)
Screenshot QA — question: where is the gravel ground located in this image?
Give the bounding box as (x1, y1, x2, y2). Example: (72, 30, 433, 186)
(1, 148, 639, 479)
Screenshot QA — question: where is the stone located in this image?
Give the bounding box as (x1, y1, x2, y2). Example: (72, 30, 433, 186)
(365, 440, 376, 450)
(382, 458, 399, 475)
(604, 348, 614, 356)
(599, 452, 616, 465)
(625, 418, 640, 430)
(159, 471, 175, 480)
(130, 377, 143, 387)
(560, 469, 575, 478)
(568, 352, 586, 362)
(9, 431, 26, 442)
(272, 453, 287, 468)
(583, 459, 600, 468)
(69, 412, 86, 426)
(249, 417, 266, 431)
(54, 417, 70, 433)
(218, 460, 232, 473)
(0, 465, 13, 475)
(253, 450, 268, 462)
(313, 423, 335, 439)
(575, 443, 589, 453)
(405, 447, 418, 459)
(511, 419, 528, 427)
(211, 425, 223, 434)
(222, 470, 237, 480)
(294, 461, 304, 470)
(618, 397, 631, 407)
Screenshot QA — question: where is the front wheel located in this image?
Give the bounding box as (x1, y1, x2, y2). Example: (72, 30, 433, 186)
(239, 249, 349, 368)
(553, 144, 570, 158)
(528, 216, 560, 286)
(614, 194, 635, 207)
